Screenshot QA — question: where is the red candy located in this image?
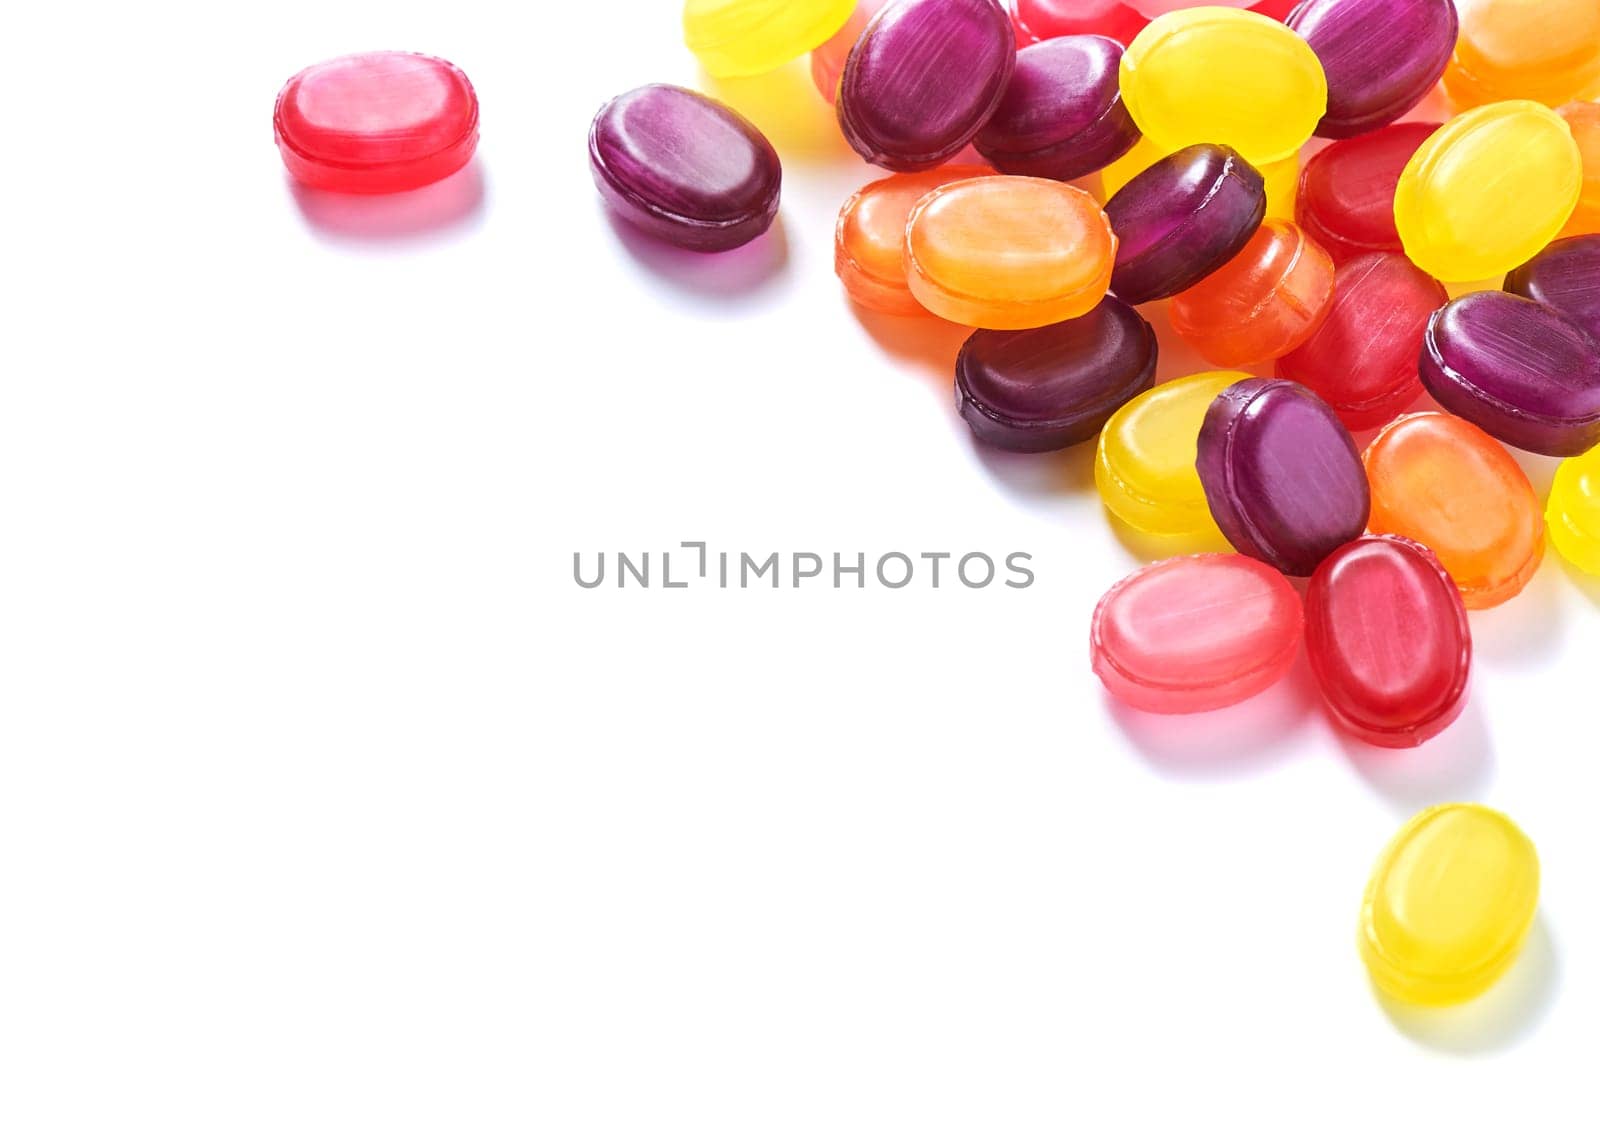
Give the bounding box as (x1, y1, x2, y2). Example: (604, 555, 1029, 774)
(274, 52, 479, 194)
(1296, 122, 1438, 265)
(1010, 0, 1148, 44)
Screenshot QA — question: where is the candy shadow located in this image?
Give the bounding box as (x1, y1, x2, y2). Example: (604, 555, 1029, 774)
(849, 305, 970, 379)
(969, 438, 1100, 497)
(1470, 560, 1568, 669)
(289, 161, 486, 246)
(700, 61, 854, 165)
(604, 209, 790, 302)
(1376, 914, 1560, 1055)
(1557, 557, 1600, 608)
(1338, 693, 1496, 812)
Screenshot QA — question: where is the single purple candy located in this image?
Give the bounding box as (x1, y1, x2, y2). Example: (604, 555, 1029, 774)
(1420, 291, 1600, 457)
(1288, 0, 1458, 139)
(1104, 144, 1267, 305)
(1197, 378, 1370, 577)
(839, 0, 1016, 172)
(955, 295, 1157, 452)
(589, 84, 781, 253)
(973, 36, 1140, 181)
(1504, 234, 1600, 341)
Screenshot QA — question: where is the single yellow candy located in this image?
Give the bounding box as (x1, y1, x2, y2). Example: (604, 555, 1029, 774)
(1394, 100, 1583, 282)
(1548, 444, 1600, 575)
(1095, 371, 1241, 536)
(1120, 8, 1327, 168)
(1359, 804, 1540, 1007)
(683, 0, 857, 79)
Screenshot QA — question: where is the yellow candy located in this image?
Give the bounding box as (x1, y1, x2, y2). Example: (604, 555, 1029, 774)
(1101, 136, 1299, 219)
(1395, 100, 1583, 282)
(1548, 444, 1600, 575)
(1095, 371, 1240, 536)
(1120, 8, 1327, 168)
(1359, 804, 1540, 1007)
(683, 0, 857, 79)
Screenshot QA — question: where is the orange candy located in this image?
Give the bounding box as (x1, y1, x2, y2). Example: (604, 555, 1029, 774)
(1169, 220, 1336, 366)
(904, 176, 1118, 329)
(1558, 101, 1600, 237)
(1364, 412, 1545, 609)
(1445, 0, 1600, 109)
(835, 166, 996, 316)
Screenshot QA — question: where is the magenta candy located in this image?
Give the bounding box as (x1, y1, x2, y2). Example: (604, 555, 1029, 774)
(589, 85, 781, 253)
(955, 296, 1157, 451)
(1504, 235, 1600, 341)
(1105, 144, 1267, 305)
(974, 37, 1139, 180)
(838, 0, 1017, 172)
(1421, 291, 1600, 458)
(1196, 378, 1371, 576)
(1287, 0, 1457, 139)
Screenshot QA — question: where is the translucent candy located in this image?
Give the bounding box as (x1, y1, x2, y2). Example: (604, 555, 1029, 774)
(812, 0, 887, 104)
(1104, 136, 1298, 219)
(1119, 8, 1327, 168)
(1444, 0, 1600, 109)
(1306, 536, 1471, 748)
(1360, 804, 1540, 1007)
(1010, 0, 1147, 45)
(1394, 101, 1583, 282)
(904, 177, 1117, 329)
(1548, 444, 1600, 575)
(1196, 378, 1370, 576)
(1095, 370, 1240, 536)
(1090, 554, 1303, 714)
(955, 296, 1157, 451)
(1169, 220, 1336, 366)
(1503, 234, 1600, 340)
(1296, 122, 1438, 265)
(1363, 413, 1545, 609)
(1557, 101, 1600, 237)
(1277, 252, 1447, 431)
(683, 0, 857, 78)
(835, 166, 996, 315)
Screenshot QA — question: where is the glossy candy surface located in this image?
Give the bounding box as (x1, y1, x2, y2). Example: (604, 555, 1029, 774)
(1557, 102, 1600, 236)
(684, 0, 857, 78)
(1169, 220, 1336, 366)
(1504, 235, 1600, 339)
(1287, 0, 1457, 139)
(1360, 804, 1540, 1007)
(1421, 291, 1600, 457)
(1296, 122, 1437, 265)
(812, 0, 887, 104)
(838, 0, 1016, 172)
(1130, 0, 1293, 18)
(1090, 554, 1302, 714)
(1120, 8, 1327, 168)
(1364, 413, 1545, 609)
(274, 53, 479, 194)
(1010, 0, 1147, 44)
(975, 37, 1140, 181)
(1445, 0, 1600, 109)
(835, 166, 995, 315)
(904, 177, 1116, 328)
(1196, 378, 1370, 576)
(1278, 253, 1447, 431)
(1548, 445, 1600, 575)
(590, 85, 782, 253)
(1095, 370, 1239, 535)
(1306, 536, 1471, 747)
(955, 297, 1157, 451)
(1104, 144, 1266, 304)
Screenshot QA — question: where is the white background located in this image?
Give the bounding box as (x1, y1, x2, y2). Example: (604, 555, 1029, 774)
(4, 1, 1597, 1126)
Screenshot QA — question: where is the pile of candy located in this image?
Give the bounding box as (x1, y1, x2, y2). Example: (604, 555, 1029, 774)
(272, 0, 1599, 1016)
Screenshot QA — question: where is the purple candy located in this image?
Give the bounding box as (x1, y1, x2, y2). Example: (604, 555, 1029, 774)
(973, 36, 1140, 181)
(589, 84, 781, 253)
(1197, 378, 1370, 577)
(1288, 0, 1458, 139)
(955, 296, 1157, 452)
(1504, 235, 1600, 341)
(839, 0, 1016, 172)
(1421, 291, 1600, 457)
(1104, 144, 1267, 305)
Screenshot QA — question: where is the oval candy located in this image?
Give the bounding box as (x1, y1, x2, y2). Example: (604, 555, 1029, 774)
(1196, 378, 1370, 576)
(1296, 122, 1438, 265)
(1504, 234, 1600, 340)
(1548, 445, 1600, 576)
(1011, 0, 1147, 44)
(838, 0, 1017, 172)
(1360, 804, 1540, 1007)
(904, 176, 1117, 329)
(1090, 554, 1303, 714)
(1306, 536, 1471, 748)
(1444, 0, 1600, 110)
(273, 52, 479, 194)
(589, 85, 782, 253)
(955, 296, 1158, 452)
(684, 0, 857, 78)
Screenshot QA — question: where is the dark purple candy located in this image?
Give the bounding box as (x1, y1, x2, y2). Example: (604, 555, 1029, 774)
(1197, 378, 1370, 577)
(589, 85, 780, 253)
(1288, 0, 1458, 139)
(955, 296, 1157, 452)
(1421, 291, 1600, 457)
(973, 36, 1140, 181)
(1504, 235, 1600, 341)
(839, 0, 1016, 172)
(1104, 144, 1267, 305)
